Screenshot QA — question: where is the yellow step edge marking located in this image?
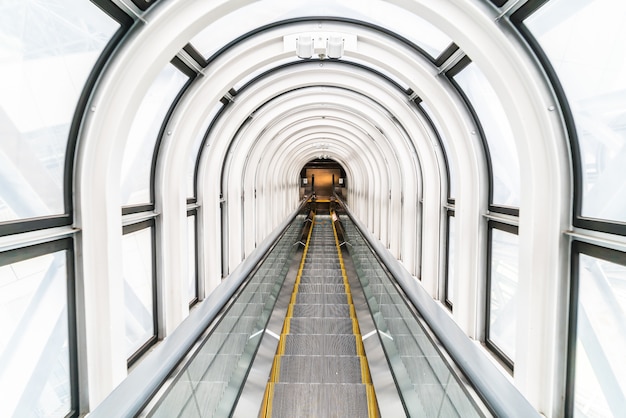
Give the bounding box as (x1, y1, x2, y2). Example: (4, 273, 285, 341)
(331, 210, 379, 418)
(367, 384, 380, 418)
(261, 214, 316, 417)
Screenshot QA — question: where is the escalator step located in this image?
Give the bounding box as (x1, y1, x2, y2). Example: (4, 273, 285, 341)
(270, 383, 369, 418)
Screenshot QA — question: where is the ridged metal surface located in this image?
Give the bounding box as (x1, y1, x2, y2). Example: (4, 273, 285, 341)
(268, 215, 373, 417)
(270, 383, 369, 418)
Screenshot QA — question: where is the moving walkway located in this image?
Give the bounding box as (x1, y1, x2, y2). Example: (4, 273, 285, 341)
(94, 202, 502, 417)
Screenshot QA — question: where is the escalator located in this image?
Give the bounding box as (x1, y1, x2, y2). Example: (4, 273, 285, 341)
(121, 203, 491, 417)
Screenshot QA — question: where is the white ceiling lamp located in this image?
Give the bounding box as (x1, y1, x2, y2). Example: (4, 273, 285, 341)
(326, 35, 344, 59)
(296, 35, 314, 59)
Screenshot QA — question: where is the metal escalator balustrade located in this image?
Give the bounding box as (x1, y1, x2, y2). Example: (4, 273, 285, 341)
(261, 212, 379, 418)
(144, 215, 305, 417)
(340, 217, 489, 417)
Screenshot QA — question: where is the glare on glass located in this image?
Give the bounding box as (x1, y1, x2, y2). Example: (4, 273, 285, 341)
(574, 254, 626, 417)
(488, 228, 519, 362)
(454, 63, 520, 208)
(121, 65, 189, 206)
(122, 227, 155, 357)
(0, 251, 71, 417)
(0, 0, 119, 222)
(526, 0, 626, 223)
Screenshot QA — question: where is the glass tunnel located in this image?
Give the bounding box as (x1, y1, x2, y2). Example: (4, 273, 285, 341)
(0, 0, 625, 417)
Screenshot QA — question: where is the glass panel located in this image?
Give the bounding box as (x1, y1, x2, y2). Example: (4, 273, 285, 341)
(573, 254, 626, 417)
(454, 63, 520, 207)
(187, 215, 197, 303)
(342, 218, 487, 417)
(0, 0, 119, 222)
(488, 228, 519, 362)
(190, 0, 451, 60)
(121, 65, 188, 206)
(122, 227, 155, 357)
(188, 103, 222, 198)
(446, 215, 456, 305)
(526, 0, 626, 223)
(422, 102, 456, 199)
(146, 215, 304, 416)
(0, 251, 71, 417)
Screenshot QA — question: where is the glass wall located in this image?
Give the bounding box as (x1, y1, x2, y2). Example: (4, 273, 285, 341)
(570, 244, 626, 417)
(525, 0, 626, 226)
(121, 64, 188, 208)
(453, 62, 520, 210)
(0, 0, 119, 224)
(487, 224, 519, 368)
(122, 221, 157, 364)
(0, 240, 75, 417)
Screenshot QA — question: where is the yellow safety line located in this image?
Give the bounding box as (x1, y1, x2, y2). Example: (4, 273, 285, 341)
(331, 211, 379, 418)
(261, 213, 315, 417)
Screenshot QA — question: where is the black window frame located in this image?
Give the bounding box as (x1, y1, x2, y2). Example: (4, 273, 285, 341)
(122, 218, 158, 367)
(0, 238, 79, 417)
(485, 221, 519, 371)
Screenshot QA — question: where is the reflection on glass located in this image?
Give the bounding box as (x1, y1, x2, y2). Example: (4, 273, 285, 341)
(0, 0, 119, 222)
(121, 65, 188, 206)
(454, 63, 520, 207)
(422, 102, 456, 199)
(526, 0, 626, 223)
(342, 220, 486, 417)
(122, 227, 155, 358)
(187, 215, 197, 303)
(446, 215, 456, 305)
(488, 228, 519, 362)
(188, 103, 222, 197)
(0, 251, 71, 417)
(190, 0, 451, 60)
(574, 254, 626, 417)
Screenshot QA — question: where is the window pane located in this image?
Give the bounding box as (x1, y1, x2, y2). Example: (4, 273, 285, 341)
(454, 63, 520, 207)
(446, 215, 456, 305)
(488, 228, 519, 362)
(422, 102, 456, 199)
(0, 251, 72, 417)
(122, 227, 155, 357)
(526, 0, 626, 223)
(121, 65, 188, 206)
(188, 103, 222, 197)
(0, 0, 119, 222)
(574, 254, 626, 417)
(187, 215, 197, 302)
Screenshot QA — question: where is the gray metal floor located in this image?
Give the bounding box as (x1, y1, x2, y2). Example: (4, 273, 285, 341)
(263, 215, 376, 418)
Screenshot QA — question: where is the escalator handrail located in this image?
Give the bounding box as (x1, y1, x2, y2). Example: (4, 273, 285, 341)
(89, 198, 309, 418)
